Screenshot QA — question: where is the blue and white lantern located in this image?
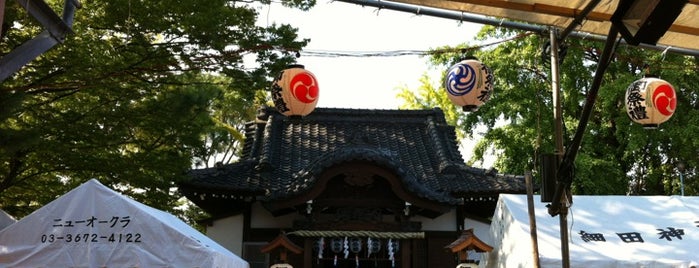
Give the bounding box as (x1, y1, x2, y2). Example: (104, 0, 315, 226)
(445, 58, 494, 112)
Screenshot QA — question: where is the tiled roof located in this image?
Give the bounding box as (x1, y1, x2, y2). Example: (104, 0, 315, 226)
(182, 107, 526, 206)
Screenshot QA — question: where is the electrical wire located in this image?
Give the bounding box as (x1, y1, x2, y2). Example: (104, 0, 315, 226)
(297, 32, 533, 58)
(281, 30, 699, 72)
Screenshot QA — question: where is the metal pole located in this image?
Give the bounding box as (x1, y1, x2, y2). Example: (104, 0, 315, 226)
(558, 196, 570, 268)
(550, 28, 564, 161)
(525, 171, 541, 268)
(549, 28, 569, 268)
(1, 0, 6, 37)
(548, 26, 620, 216)
(0, 0, 80, 82)
(680, 172, 685, 196)
(331, 0, 699, 57)
(678, 161, 686, 196)
(62, 0, 82, 28)
(335, 0, 545, 33)
(558, 0, 602, 42)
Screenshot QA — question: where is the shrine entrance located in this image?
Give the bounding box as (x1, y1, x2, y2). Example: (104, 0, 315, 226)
(286, 162, 451, 232)
(266, 161, 453, 268)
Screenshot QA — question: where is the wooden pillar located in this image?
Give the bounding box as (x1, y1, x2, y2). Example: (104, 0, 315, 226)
(303, 238, 312, 268)
(242, 203, 252, 241)
(401, 239, 412, 268)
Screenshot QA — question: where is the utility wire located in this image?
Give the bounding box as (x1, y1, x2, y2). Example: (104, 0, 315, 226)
(298, 32, 533, 58)
(291, 31, 698, 72)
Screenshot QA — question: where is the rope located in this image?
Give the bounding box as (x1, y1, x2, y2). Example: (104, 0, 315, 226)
(288, 230, 425, 239)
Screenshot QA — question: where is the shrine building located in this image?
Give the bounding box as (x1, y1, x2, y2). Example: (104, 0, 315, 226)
(179, 107, 527, 268)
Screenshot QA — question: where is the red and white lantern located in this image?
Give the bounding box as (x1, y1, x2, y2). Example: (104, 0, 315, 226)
(271, 64, 319, 116)
(624, 76, 676, 129)
(445, 58, 494, 112)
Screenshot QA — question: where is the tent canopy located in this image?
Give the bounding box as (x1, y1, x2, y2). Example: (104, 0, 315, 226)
(0, 179, 249, 268)
(485, 194, 699, 268)
(0, 210, 15, 231)
(341, 0, 699, 53)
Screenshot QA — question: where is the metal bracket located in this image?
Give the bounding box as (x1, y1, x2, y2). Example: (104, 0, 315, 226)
(0, 0, 81, 82)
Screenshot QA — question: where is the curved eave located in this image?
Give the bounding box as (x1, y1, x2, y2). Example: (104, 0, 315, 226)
(179, 178, 266, 215)
(266, 146, 462, 204)
(261, 159, 454, 218)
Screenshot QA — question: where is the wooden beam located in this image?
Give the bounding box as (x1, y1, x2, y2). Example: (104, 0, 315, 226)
(449, 0, 611, 21)
(448, 0, 699, 38)
(669, 24, 699, 37)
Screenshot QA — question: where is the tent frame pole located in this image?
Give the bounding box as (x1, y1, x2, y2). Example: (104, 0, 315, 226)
(548, 27, 570, 268)
(548, 26, 620, 217)
(558, 0, 602, 42)
(525, 171, 541, 268)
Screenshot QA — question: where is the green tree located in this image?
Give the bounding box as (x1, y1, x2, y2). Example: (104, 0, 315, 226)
(399, 26, 698, 196)
(0, 0, 313, 220)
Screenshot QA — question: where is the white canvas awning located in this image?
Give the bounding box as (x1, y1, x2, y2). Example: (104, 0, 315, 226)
(338, 0, 699, 53)
(484, 194, 699, 268)
(0, 179, 249, 268)
(0, 210, 15, 231)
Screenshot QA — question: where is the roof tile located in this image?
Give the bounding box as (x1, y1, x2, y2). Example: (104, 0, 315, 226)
(183, 107, 526, 206)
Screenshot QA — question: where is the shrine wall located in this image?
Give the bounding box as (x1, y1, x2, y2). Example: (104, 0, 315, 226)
(250, 202, 297, 228)
(413, 209, 493, 244)
(206, 214, 245, 256)
(464, 217, 494, 245)
(414, 209, 457, 231)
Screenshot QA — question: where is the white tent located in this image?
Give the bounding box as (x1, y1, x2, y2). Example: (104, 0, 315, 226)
(483, 194, 699, 268)
(0, 210, 15, 231)
(0, 179, 249, 268)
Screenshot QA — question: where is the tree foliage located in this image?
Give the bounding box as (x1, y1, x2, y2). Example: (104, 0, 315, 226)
(0, 0, 313, 220)
(400, 26, 698, 196)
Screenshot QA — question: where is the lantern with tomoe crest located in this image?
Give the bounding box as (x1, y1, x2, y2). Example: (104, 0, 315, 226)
(445, 58, 494, 112)
(271, 64, 319, 116)
(624, 76, 676, 129)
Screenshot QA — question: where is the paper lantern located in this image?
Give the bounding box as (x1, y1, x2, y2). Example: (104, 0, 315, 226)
(445, 58, 494, 112)
(271, 64, 319, 116)
(624, 76, 676, 129)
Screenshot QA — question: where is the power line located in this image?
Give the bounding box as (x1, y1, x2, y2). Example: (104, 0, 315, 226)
(295, 32, 699, 72)
(298, 32, 533, 58)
